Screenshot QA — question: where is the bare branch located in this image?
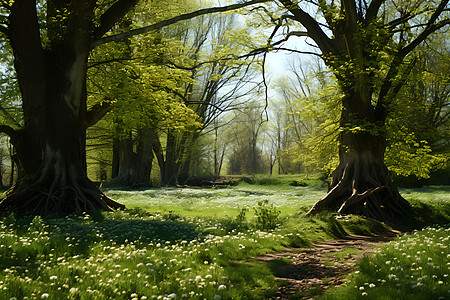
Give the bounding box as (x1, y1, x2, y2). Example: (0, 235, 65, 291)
(187, 101, 225, 113)
(365, 0, 383, 23)
(91, 0, 271, 48)
(401, 8, 450, 55)
(272, 47, 322, 57)
(261, 52, 269, 122)
(286, 30, 309, 38)
(388, 15, 413, 30)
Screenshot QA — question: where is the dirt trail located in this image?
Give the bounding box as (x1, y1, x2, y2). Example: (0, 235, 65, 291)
(254, 232, 401, 299)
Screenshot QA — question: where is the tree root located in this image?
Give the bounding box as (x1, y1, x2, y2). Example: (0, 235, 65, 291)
(0, 159, 125, 217)
(305, 155, 411, 222)
(337, 186, 385, 214)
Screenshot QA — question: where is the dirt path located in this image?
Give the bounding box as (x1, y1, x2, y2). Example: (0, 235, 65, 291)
(254, 232, 401, 299)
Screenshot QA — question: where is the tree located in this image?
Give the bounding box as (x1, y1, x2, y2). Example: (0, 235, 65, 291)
(0, 0, 140, 215)
(0, 0, 266, 216)
(255, 0, 450, 220)
(278, 44, 448, 183)
(87, 3, 200, 188)
(159, 12, 262, 185)
(273, 57, 341, 175)
(228, 104, 266, 174)
(385, 37, 449, 180)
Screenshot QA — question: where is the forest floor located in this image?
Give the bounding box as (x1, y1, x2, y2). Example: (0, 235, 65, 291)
(255, 231, 402, 299)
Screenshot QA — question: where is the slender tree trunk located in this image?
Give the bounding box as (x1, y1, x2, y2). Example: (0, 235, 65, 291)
(217, 144, 226, 177)
(0, 147, 4, 189)
(178, 132, 199, 183)
(111, 137, 120, 179)
(152, 135, 166, 186)
(107, 128, 154, 187)
(161, 131, 181, 186)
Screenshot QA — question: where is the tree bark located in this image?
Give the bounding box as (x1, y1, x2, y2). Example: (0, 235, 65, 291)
(107, 128, 154, 187)
(178, 132, 200, 184)
(306, 93, 411, 221)
(0, 0, 125, 216)
(162, 131, 179, 186)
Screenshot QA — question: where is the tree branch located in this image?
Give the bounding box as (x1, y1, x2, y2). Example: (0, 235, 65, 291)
(93, 0, 139, 40)
(0, 102, 21, 127)
(187, 101, 226, 113)
(278, 0, 336, 56)
(91, 0, 271, 48)
(401, 19, 450, 56)
(85, 101, 114, 128)
(377, 1, 449, 111)
(365, 0, 383, 23)
(270, 47, 322, 57)
(87, 57, 136, 69)
(0, 124, 18, 141)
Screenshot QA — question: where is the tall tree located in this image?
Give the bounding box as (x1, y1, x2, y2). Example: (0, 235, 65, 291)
(0, 0, 266, 215)
(147, 12, 261, 185)
(274, 57, 340, 175)
(0, 0, 141, 215)
(256, 0, 450, 220)
(228, 104, 266, 174)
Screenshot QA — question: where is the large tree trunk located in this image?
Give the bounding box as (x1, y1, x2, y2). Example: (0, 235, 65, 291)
(0, 1, 124, 216)
(306, 93, 411, 221)
(0, 100, 124, 215)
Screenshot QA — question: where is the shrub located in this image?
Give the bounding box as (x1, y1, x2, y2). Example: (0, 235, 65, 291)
(253, 200, 281, 230)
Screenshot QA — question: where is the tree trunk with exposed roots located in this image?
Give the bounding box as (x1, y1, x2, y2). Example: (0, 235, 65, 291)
(0, 0, 134, 216)
(306, 93, 411, 221)
(306, 133, 411, 221)
(275, 0, 449, 223)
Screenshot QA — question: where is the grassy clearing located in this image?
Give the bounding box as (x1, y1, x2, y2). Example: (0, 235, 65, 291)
(0, 180, 448, 299)
(104, 182, 326, 218)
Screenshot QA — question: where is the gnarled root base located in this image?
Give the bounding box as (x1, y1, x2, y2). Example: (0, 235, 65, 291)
(0, 179, 125, 217)
(306, 155, 410, 222)
(0, 152, 125, 217)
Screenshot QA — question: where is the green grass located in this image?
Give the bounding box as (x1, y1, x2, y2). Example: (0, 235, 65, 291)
(322, 226, 450, 300)
(0, 180, 448, 299)
(103, 182, 326, 218)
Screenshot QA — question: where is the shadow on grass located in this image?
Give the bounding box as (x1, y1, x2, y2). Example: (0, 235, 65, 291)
(3, 209, 200, 256)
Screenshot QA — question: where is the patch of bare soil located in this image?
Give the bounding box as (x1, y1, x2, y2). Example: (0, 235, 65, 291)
(254, 232, 401, 299)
